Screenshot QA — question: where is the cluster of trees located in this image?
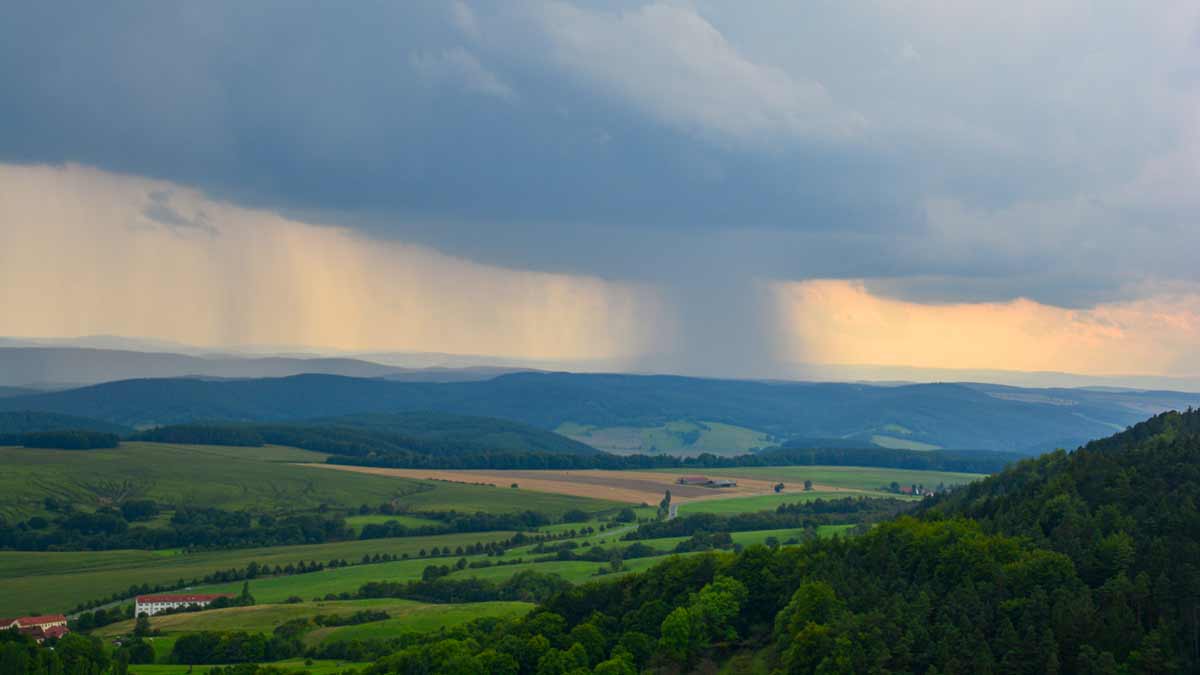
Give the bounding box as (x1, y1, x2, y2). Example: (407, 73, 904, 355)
(0, 630, 110, 675)
(170, 629, 302, 666)
(359, 509, 553, 540)
(0, 429, 119, 449)
(326, 444, 1018, 474)
(625, 496, 908, 541)
(132, 411, 595, 460)
(0, 503, 353, 551)
(356, 570, 574, 605)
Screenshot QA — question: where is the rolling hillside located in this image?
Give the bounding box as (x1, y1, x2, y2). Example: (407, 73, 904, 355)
(133, 412, 599, 458)
(4, 372, 1198, 453)
(0, 410, 131, 436)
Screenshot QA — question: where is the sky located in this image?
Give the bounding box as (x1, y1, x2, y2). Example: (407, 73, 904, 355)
(2, 2, 1199, 381)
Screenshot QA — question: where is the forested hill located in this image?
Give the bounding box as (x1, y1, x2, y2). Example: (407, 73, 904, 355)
(354, 409, 1200, 673)
(3, 372, 1198, 453)
(132, 412, 599, 458)
(922, 407, 1200, 667)
(0, 410, 131, 436)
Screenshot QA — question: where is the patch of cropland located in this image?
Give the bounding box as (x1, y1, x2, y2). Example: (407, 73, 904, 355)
(5, 371, 1198, 452)
(308, 464, 979, 512)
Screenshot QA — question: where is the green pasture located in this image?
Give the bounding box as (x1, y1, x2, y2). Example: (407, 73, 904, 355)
(127, 659, 366, 674)
(0, 531, 515, 616)
(0, 442, 425, 520)
(0, 442, 620, 522)
(656, 465, 984, 493)
(96, 598, 530, 643)
(677, 491, 906, 515)
(306, 601, 534, 645)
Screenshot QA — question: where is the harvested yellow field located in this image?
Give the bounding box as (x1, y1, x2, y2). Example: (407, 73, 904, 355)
(303, 464, 861, 505)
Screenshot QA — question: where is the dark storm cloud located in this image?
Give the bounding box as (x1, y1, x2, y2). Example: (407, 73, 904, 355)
(1, 0, 1198, 312)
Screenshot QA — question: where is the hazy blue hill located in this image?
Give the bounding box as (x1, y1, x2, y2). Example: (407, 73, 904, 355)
(133, 410, 598, 459)
(0, 386, 34, 398)
(3, 372, 1198, 453)
(0, 410, 131, 436)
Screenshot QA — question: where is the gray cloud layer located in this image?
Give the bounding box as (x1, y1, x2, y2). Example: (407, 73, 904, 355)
(2, 1, 1199, 370)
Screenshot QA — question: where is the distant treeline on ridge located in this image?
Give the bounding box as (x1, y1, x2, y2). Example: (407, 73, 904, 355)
(132, 418, 1020, 474)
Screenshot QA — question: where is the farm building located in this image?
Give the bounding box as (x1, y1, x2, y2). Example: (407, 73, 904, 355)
(707, 479, 737, 488)
(0, 614, 69, 642)
(677, 475, 711, 485)
(135, 593, 235, 617)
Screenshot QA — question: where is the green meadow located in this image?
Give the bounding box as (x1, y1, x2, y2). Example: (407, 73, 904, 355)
(126, 659, 366, 674)
(656, 465, 984, 493)
(305, 601, 534, 645)
(0, 530, 516, 615)
(678, 491, 908, 515)
(0, 442, 619, 521)
(95, 598, 532, 642)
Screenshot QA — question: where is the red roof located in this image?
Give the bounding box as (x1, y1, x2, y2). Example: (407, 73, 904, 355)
(14, 615, 66, 627)
(136, 593, 234, 603)
(41, 625, 70, 639)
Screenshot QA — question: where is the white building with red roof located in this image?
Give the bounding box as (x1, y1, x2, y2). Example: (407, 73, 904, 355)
(0, 614, 69, 642)
(135, 593, 235, 617)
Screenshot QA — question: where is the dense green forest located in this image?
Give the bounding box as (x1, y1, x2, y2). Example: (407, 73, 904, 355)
(5, 372, 1196, 452)
(0, 430, 120, 449)
(0, 410, 130, 436)
(132, 411, 599, 458)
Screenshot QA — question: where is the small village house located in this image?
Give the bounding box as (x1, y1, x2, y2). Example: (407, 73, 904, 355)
(0, 614, 69, 642)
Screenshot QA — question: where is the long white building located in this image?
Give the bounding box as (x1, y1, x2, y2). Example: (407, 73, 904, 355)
(135, 593, 234, 617)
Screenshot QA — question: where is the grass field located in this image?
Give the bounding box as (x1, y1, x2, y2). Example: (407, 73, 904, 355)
(306, 601, 533, 645)
(676, 491, 911, 515)
(0, 443, 421, 520)
(96, 598, 532, 643)
(0, 530, 517, 615)
(0, 442, 621, 522)
(128, 659, 366, 674)
(556, 420, 774, 456)
(655, 466, 984, 493)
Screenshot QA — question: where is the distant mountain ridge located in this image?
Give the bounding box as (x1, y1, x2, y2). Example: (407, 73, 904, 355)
(0, 347, 530, 388)
(4, 372, 1198, 453)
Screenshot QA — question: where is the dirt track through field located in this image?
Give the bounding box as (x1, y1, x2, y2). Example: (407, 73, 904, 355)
(301, 464, 861, 505)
